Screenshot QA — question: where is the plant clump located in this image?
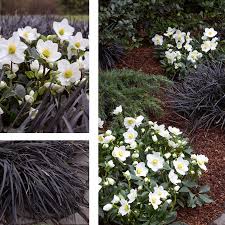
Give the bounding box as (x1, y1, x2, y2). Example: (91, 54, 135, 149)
(99, 107, 212, 225)
(0, 18, 89, 132)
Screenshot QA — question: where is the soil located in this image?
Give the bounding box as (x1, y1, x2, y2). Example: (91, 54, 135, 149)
(117, 47, 164, 75)
(116, 47, 225, 225)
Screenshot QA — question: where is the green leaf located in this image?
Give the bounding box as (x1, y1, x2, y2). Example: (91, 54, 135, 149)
(179, 186, 190, 193)
(199, 194, 213, 204)
(25, 71, 35, 79)
(199, 185, 210, 193)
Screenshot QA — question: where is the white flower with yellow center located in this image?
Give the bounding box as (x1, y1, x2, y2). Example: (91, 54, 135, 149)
(204, 28, 217, 38)
(196, 154, 208, 171)
(124, 117, 136, 128)
(119, 199, 130, 216)
(135, 162, 148, 177)
(0, 33, 27, 64)
(36, 39, 61, 62)
(168, 169, 181, 185)
(112, 146, 130, 162)
(123, 128, 138, 144)
(67, 32, 89, 59)
(147, 151, 165, 172)
(17, 26, 40, 43)
(98, 134, 105, 144)
(173, 157, 189, 175)
(201, 40, 212, 53)
(149, 192, 162, 210)
(53, 18, 74, 41)
(153, 186, 169, 200)
(152, 34, 163, 46)
(187, 50, 202, 63)
(128, 189, 137, 203)
(57, 59, 81, 86)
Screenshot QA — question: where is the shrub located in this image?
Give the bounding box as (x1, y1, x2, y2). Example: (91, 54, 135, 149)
(0, 141, 88, 224)
(58, 0, 89, 15)
(169, 61, 225, 130)
(99, 69, 171, 122)
(151, 27, 220, 79)
(99, 110, 211, 225)
(0, 18, 89, 132)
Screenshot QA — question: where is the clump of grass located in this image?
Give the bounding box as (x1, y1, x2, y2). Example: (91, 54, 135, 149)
(0, 141, 89, 224)
(99, 69, 172, 122)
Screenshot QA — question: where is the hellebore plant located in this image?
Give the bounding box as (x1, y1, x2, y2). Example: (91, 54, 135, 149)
(99, 107, 212, 225)
(152, 27, 219, 79)
(0, 18, 89, 132)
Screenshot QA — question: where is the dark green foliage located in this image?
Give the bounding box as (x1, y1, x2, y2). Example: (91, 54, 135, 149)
(0, 80, 89, 133)
(58, 0, 89, 15)
(99, 42, 124, 70)
(0, 15, 89, 38)
(99, 69, 171, 121)
(0, 141, 89, 224)
(169, 61, 225, 131)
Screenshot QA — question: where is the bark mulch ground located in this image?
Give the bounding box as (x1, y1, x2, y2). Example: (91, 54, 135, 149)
(116, 47, 225, 225)
(116, 47, 164, 75)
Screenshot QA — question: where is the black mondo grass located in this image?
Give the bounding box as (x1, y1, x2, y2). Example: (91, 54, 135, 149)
(0, 141, 89, 225)
(169, 61, 225, 131)
(0, 15, 89, 38)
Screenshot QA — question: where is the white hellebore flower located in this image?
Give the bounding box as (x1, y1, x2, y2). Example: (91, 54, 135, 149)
(201, 40, 212, 53)
(98, 118, 104, 128)
(106, 178, 115, 185)
(0, 33, 27, 64)
(187, 50, 202, 63)
(173, 157, 189, 175)
(154, 186, 169, 199)
(164, 27, 176, 37)
(36, 39, 61, 62)
(168, 126, 182, 135)
(77, 51, 89, 71)
(152, 135, 158, 142)
(119, 199, 130, 216)
(29, 107, 38, 120)
(196, 155, 208, 171)
(112, 146, 130, 162)
(123, 170, 131, 180)
(152, 34, 163, 46)
(168, 169, 181, 185)
(147, 151, 165, 172)
(0, 107, 4, 115)
(67, 32, 89, 59)
(106, 160, 115, 168)
(30, 60, 49, 75)
(53, 18, 74, 41)
(111, 195, 120, 204)
(204, 28, 217, 38)
(135, 115, 144, 127)
(173, 30, 186, 44)
(17, 26, 40, 43)
(124, 117, 136, 128)
(25, 90, 35, 104)
(135, 162, 148, 177)
(128, 189, 137, 203)
(57, 59, 81, 86)
(112, 105, 122, 115)
(0, 81, 7, 89)
(98, 134, 105, 144)
(103, 203, 113, 211)
(149, 192, 162, 210)
(123, 128, 138, 144)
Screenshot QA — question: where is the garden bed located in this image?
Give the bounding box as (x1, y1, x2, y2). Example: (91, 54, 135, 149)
(115, 47, 225, 225)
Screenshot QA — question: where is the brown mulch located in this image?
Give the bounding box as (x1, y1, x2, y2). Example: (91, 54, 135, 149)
(117, 47, 225, 225)
(116, 47, 164, 75)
